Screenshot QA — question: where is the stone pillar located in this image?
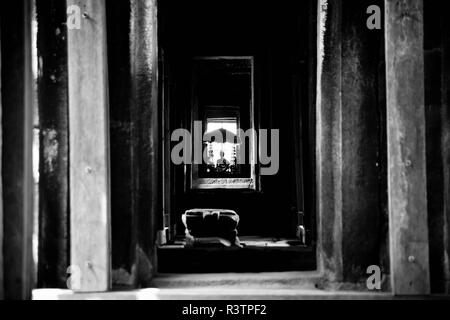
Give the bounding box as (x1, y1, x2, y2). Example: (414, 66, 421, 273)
(316, 0, 343, 281)
(0, 0, 35, 300)
(317, 0, 386, 284)
(341, 0, 385, 283)
(67, 0, 111, 292)
(130, 0, 160, 286)
(36, 0, 69, 289)
(385, 0, 430, 295)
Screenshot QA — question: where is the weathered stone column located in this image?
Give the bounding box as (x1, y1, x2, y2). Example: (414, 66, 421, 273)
(130, 0, 160, 286)
(36, 0, 69, 289)
(0, 0, 35, 300)
(317, 0, 386, 285)
(316, 0, 343, 281)
(341, 0, 386, 284)
(385, 0, 430, 295)
(67, 0, 111, 292)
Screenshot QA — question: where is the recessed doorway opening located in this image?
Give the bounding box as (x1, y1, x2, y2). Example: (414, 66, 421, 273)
(157, 0, 317, 273)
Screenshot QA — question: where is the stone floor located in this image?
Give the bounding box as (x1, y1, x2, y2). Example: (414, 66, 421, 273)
(33, 287, 395, 300)
(33, 271, 396, 300)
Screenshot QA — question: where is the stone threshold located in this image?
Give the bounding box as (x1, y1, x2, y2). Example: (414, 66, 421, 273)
(33, 271, 395, 300)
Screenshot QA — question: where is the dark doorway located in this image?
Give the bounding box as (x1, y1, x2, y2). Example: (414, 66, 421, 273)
(158, 0, 317, 272)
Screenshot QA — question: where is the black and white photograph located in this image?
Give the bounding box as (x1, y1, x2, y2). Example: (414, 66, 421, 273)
(0, 0, 450, 309)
